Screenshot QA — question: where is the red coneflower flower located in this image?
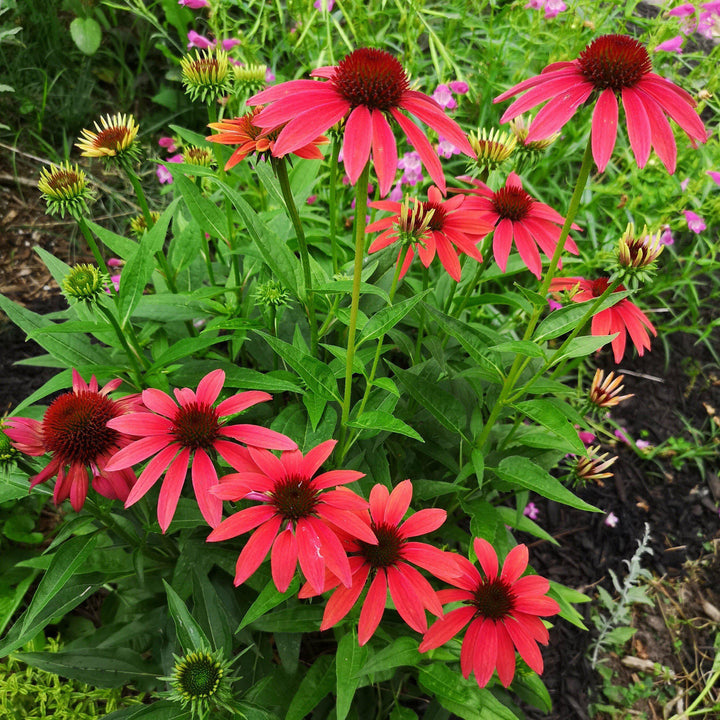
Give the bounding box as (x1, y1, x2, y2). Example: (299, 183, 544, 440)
(367, 186, 492, 281)
(458, 172, 579, 279)
(5, 370, 140, 511)
(419, 538, 560, 689)
(206, 106, 329, 171)
(105, 369, 296, 533)
(247, 47, 475, 196)
(494, 34, 706, 173)
(206, 439, 377, 594)
(549, 276, 656, 363)
(300, 480, 456, 645)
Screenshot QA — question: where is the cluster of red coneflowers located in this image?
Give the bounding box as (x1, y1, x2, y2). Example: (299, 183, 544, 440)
(8, 33, 707, 691)
(6, 368, 560, 690)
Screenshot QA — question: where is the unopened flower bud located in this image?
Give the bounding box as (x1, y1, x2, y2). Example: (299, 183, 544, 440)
(618, 223, 663, 269)
(62, 264, 108, 304)
(181, 49, 231, 103)
(38, 161, 93, 219)
(589, 368, 634, 409)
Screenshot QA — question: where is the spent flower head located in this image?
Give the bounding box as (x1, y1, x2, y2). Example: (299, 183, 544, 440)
(62, 264, 109, 304)
(570, 446, 617, 486)
(38, 161, 92, 219)
(181, 49, 231, 104)
(589, 368, 634, 409)
(76, 114, 141, 165)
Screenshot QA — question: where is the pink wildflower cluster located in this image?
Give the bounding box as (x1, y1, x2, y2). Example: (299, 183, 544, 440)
(525, 0, 567, 19)
(657, 2, 720, 51)
(156, 135, 182, 185)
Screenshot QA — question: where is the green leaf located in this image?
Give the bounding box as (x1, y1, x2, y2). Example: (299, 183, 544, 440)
(357, 292, 428, 346)
(316, 279, 390, 303)
(84, 220, 139, 259)
(22, 533, 99, 633)
(0, 574, 106, 656)
(490, 340, 546, 358)
(286, 655, 335, 720)
(173, 172, 228, 240)
(237, 577, 300, 631)
(336, 632, 368, 720)
(533, 292, 630, 342)
(258, 332, 340, 401)
(418, 664, 517, 720)
(512, 671, 552, 713)
(191, 572, 233, 656)
(494, 456, 599, 512)
(512, 399, 585, 455)
(550, 333, 617, 363)
(248, 604, 323, 633)
(105, 700, 191, 720)
(357, 637, 420, 676)
(348, 409, 423, 442)
(149, 335, 228, 371)
(118, 200, 178, 326)
(496, 506, 558, 545)
(69, 17, 102, 55)
(217, 180, 299, 297)
(0, 569, 38, 636)
(163, 580, 210, 652)
(16, 648, 159, 687)
(604, 626, 637, 645)
(0, 294, 110, 368)
(34, 246, 72, 286)
(389, 363, 468, 439)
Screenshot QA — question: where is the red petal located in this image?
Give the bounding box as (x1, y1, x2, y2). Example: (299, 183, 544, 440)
(107, 413, 173, 436)
(503, 615, 544, 674)
(191, 449, 221, 528)
(219, 424, 298, 450)
(473, 537, 499, 581)
(495, 624, 517, 687)
(419, 606, 475, 652)
(500, 544, 529, 584)
(387, 564, 428, 633)
(105, 435, 172, 471)
(206, 504, 276, 541)
(342, 105, 373, 184)
(216, 390, 272, 417)
(358, 571, 387, 646)
(622, 88, 651, 169)
(272, 100, 349, 156)
(493, 218, 514, 273)
(398, 508, 446, 538)
(473, 618, 498, 688)
(157, 448, 190, 533)
(124, 444, 178, 507)
(384, 479, 413, 526)
(399, 95, 474, 156)
(271, 527, 298, 592)
(591, 89, 618, 173)
(391, 109, 446, 194)
(196, 369, 224, 406)
(300, 439, 336, 477)
(320, 565, 369, 630)
(233, 515, 283, 586)
(371, 109, 398, 197)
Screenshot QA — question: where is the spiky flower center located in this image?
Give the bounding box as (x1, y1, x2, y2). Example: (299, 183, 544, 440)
(332, 48, 409, 111)
(42, 391, 121, 465)
(492, 185, 533, 221)
(358, 522, 404, 568)
(421, 201, 446, 232)
(96, 127, 130, 150)
(272, 476, 318, 521)
(172, 402, 221, 451)
(472, 578, 516, 621)
(578, 34, 652, 92)
(174, 651, 223, 699)
(590, 277, 619, 297)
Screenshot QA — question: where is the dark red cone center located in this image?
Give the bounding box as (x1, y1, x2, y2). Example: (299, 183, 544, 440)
(42, 391, 121, 465)
(271, 476, 318, 521)
(172, 402, 221, 451)
(492, 185, 533, 221)
(472, 578, 516, 621)
(359, 522, 404, 568)
(421, 201, 447, 232)
(332, 48, 409, 111)
(96, 126, 131, 150)
(577, 34, 652, 92)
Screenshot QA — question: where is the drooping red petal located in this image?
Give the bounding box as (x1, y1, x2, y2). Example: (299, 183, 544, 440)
(371, 109, 398, 197)
(321, 565, 370, 631)
(272, 100, 350, 157)
(637, 87, 677, 173)
(473, 618, 499, 688)
(419, 606, 475, 652)
(68, 463, 89, 512)
(512, 221, 543, 279)
(495, 623, 517, 687)
(434, 233, 462, 281)
(343, 105, 373, 185)
(105, 435, 172, 471)
(591, 89, 619, 173)
(206, 504, 277, 541)
(124, 444, 179, 507)
(503, 615, 544, 674)
(387, 564, 428, 633)
(399, 95, 474, 156)
(358, 571, 388, 646)
(460, 617, 482, 679)
(622, 87, 651, 168)
(391, 108, 446, 194)
(295, 518, 328, 594)
(191, 449, 221, 528)
(525, 83, 594, 141)
(307, 516, 352, 588)
(494, 66, 584, 104)
(249, 79, 336, 106)
(233, 515, 283, 586)
(395, 561, 444, 617)
(493, 218, 514, 273)
(271, 527, 298, 592)
(157, 448, 190, 533)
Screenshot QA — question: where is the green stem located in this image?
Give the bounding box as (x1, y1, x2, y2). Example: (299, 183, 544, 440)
(454, 233, 494, 318)
(338, 163, 371, 459)
(414, 267, 429, 362)
(96, 302, 147, 387)
(123, 163, 153, 228)
(275, 157, 318, 355)
(474, 136, 594, 453)
(329, 138, 342, 275)
(668, 670, 720, 720)
(77, 216, 111, 279)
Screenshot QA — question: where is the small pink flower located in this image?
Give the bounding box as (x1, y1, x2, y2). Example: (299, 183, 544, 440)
(107, 257, 123, 268)
(397, 151, 424, 186)
(654, 35, 684, 53)
(437, 137, 460, 159)
(389, 182, 403, 202)
(306, 194, 317, 205)
(158, 136, 178, 153)
(449, 80, 469, 95)
(156, 164, 173, 184)
(265, 68, 275, 83)
(604, 511, 619, 528)
(636, 439, 651, 449)
(707, 170, 720, 185)
(179, 0, 209, 7)
(187, 30, 215, 50)
(668, 3, 697, 17)
(432, 84, 457, 110)
(221, 38, 241, 51)
(578, 430, 596, 447)
(313, 0, 335, 10)
(523, 502, 540, 520)
(548, 298, 562, 311)
(614, 427, 631, 444)
(543, 0, 567, 18)
(680, 177, 690, 191)
(660, 225, 674, 245)
(685, 209, 706, 233)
